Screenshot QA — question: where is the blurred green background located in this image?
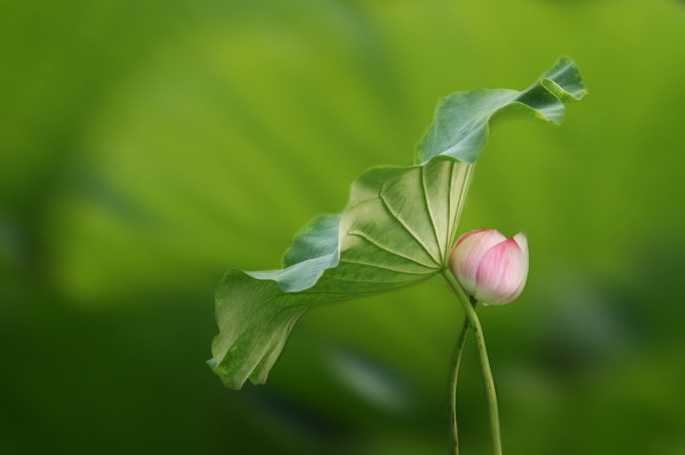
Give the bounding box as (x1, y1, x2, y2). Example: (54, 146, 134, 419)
(2, 0, 684, 453)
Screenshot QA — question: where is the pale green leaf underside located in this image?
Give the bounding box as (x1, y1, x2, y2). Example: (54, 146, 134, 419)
(209, 58, 586, 389)
(209, 158, 471, 388)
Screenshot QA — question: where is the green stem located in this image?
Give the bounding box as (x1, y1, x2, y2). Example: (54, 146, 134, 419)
(448, 316, 469, 455)
(443, 271, 503, 455)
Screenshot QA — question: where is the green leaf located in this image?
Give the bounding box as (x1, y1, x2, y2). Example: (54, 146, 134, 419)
(209, 157, 471, 388)
(209, 58, 586, 389)
(417, 57, 587, 164)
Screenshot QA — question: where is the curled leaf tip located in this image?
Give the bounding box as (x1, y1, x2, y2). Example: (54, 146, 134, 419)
(417, 57, 587, 164)
(540, 57, 588, 102)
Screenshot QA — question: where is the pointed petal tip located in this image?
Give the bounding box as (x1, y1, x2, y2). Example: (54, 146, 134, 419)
(513, 232, 528, 253)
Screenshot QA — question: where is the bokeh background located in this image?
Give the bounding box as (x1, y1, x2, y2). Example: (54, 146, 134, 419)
(2, 0, 684, 453)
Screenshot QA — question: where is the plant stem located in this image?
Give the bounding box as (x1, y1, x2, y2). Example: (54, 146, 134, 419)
(443, 271, 503, 455)
(448, 315, 470, 455)
(464, 296, 503, 455)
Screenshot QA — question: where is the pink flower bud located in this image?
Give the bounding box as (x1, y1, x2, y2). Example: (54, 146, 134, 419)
(449, 229, 529, 305)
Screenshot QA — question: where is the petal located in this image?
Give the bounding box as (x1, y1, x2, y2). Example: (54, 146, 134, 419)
(509, 233, 529, 301)
(513, 233, 528, 254)
(449, 229, 506, 294)
(474, 238, 526, 305)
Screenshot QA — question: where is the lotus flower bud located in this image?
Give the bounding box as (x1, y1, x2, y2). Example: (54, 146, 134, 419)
(449, 229, 529, 305)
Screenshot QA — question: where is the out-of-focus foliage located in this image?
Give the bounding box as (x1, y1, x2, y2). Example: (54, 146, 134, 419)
(1, 1, 684, 454)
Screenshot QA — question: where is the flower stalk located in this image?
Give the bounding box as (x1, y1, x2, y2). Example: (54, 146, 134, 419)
(443, 269, 503, 455)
